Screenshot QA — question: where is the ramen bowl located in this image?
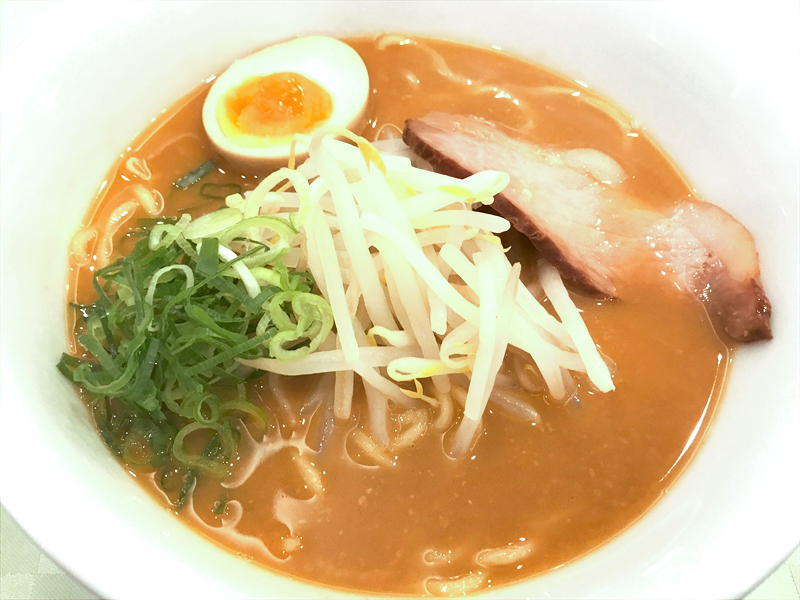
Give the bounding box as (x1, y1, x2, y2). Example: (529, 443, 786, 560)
(1, 3, 797, 599)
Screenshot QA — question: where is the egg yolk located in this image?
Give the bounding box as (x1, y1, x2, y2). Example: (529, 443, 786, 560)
(217, 72, 333, 144)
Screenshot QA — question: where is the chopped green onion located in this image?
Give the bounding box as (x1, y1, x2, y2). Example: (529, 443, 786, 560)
(60, 219, 332, 478)
(197, 237, 219, 276)
(172, 421, 234, 478)
(213, 495, 228, 515)
(174, 160, 216, 189)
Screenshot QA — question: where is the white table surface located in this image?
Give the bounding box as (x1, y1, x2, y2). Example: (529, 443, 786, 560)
(1, 2, 798, 599)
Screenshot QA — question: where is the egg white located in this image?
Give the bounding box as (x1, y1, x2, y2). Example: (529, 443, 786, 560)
(202, 36, 369, 169)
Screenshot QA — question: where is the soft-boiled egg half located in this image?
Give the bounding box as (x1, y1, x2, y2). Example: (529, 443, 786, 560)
(202, 36, 369, 168)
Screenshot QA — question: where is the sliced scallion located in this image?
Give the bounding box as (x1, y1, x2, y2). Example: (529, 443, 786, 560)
(60, 218, 332, 479)
(174, 160, 216, 189)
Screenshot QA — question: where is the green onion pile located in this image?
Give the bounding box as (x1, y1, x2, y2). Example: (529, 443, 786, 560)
(59, 204, 333, 501)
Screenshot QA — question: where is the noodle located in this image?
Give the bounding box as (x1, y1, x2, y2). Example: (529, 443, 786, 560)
(432, 390, 455, 431)
(95, 200, 138, 267)
(124, 156, 152, 180)
(475, 541, 533, 567)
(292, 451, 324, 496)
(424, 571, 486, 597)
(351, 430, 394, 468)
(392, 408, 429, 450)
(68, 227, 97, 267)
(267, 372, 299, 429)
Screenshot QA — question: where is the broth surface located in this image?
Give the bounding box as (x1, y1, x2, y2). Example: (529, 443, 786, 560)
(67, 35, 730, 595)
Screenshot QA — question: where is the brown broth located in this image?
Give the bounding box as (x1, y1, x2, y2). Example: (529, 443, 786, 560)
(67, 35, 730, 595)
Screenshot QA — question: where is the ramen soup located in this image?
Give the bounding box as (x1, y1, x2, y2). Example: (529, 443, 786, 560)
(62, 35, 756, 596)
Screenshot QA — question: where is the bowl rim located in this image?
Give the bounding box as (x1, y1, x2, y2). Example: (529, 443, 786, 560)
(1, 3, 798, 600)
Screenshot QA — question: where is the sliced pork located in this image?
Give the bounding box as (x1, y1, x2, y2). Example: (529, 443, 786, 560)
(403, 112, 771, 342)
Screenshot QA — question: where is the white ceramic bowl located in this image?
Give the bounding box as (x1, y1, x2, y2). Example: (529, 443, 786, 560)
(1, 3, 798, 599)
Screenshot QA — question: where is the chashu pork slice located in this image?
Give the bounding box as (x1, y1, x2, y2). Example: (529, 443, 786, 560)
(403, 112, 771, 342)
